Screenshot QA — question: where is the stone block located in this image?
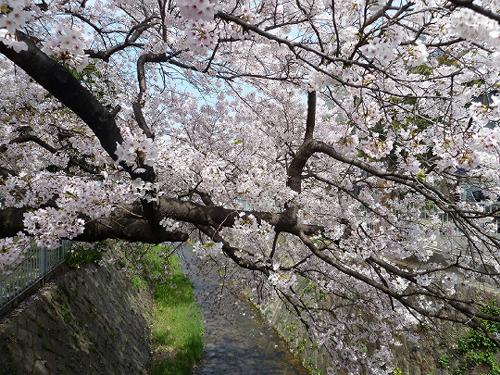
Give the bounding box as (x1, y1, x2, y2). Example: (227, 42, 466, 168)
(32, 359, 50, 375)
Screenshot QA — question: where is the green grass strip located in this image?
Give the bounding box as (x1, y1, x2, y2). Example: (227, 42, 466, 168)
(144, 246, 204, 375)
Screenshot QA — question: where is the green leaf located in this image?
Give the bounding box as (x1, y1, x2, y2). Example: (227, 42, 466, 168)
(413, 64, 433, 76)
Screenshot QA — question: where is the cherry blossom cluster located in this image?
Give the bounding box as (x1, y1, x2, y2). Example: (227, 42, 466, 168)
(360, 137, 395, 160)
(0, 172, 70, 208)
(0, 234, 30, 272)
(450, 8, 500, 51)
(0, 0, 30, 52)
(359, 34, 401, 67)
(405, 42, 429, 68)
(177, 0, 215, 20)
(42, 25, 89, 71)
(131, 178, 162, 202)
(179, 20, 217, 55)
(115, 136, 158, 172)
(23, 207, 86, 249)
(220, 214, 275, 260)
(55, 181, 116, 220)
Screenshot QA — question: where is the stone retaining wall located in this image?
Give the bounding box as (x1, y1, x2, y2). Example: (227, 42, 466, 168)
(0, 257, 152, 375)
(258, 294, 449, 375)
(254, 280, 499, 375)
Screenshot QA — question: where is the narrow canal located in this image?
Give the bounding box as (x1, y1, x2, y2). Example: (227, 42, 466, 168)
(179, 249, 309, 375)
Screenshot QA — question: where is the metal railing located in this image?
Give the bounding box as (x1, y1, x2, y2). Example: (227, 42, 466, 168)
(0, 241, 71, 313)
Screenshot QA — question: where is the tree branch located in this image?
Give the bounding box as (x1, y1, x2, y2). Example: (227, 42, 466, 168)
(286, 91, 317, 192)
(196, 225, 269, 273)
(132, 51, 183, 139)
(0, 205, 187, 243)
(0, 32, 155, 182)
(0, 197, 322, 242)
(448, 0, 500, 23)
(304, 91, 316, 141)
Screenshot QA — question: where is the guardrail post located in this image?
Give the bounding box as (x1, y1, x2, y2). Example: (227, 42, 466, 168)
(41, 247, 47, 276)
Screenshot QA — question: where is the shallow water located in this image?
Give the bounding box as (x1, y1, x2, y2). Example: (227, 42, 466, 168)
(179, 249, 309, 375)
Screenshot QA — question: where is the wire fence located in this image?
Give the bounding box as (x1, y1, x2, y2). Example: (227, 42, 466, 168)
(0, 241, 71, 313)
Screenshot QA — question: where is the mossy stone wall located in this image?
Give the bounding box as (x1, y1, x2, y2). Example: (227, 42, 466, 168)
(0, 255, 152, 375)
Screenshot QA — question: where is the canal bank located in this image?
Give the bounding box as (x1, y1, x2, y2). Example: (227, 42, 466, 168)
(0, 242, 311, 375)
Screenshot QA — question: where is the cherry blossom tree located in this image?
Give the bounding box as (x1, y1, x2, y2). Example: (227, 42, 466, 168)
(0, 0, 499, 372)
